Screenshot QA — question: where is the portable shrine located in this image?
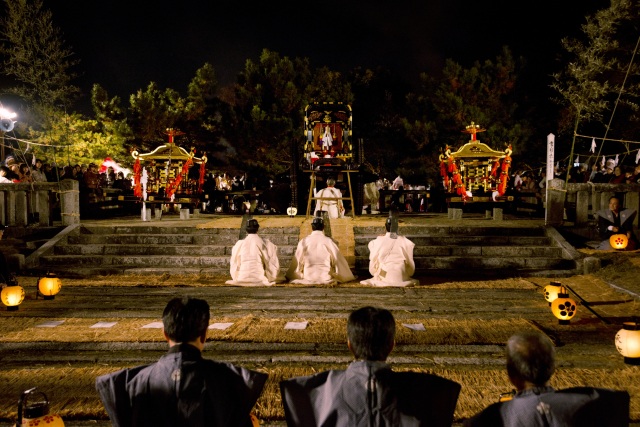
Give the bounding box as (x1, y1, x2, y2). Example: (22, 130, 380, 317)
(440, 122, 513, 204)
(131, 128, 207, 204)
(302, 102, 357, 217)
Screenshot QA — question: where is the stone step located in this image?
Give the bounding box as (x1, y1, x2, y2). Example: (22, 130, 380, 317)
(353, 226, 547, 236)
(359, 245, 562, 258)
(55, 244, 230, 256)
(69, 231, 298, 247)
(354, 235, 552, 246)
(355, 256, 574, 272)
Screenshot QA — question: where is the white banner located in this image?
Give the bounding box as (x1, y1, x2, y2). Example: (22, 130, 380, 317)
(546, 134, 555, 182)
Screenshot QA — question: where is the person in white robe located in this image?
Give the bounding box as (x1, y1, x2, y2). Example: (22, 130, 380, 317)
(287, 217, 355, 285)
(321, 125, 333, 151)
(313, 178, 344, 219)
(360, 217, 419, 287)
(226, 219, 283, 286)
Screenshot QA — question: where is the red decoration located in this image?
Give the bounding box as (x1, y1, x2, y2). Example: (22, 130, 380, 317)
(166, 157, 193, 199)
(439, 157, 449, 189)
(497, 146, 512, 196)
(198, 161, 206, 194)
(448, 161, 469, 201)
(133, 157, 142, 198)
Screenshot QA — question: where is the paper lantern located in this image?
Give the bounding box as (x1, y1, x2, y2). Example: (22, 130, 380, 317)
(615, 322, 640, 365)
(38, 273, 62, 300)
(609, 234, 628, 250)
(543, 281, 562, 305)
(1, 285, 25, 310)
(550, 286, 577, 324)
(17, 388, 65, 427)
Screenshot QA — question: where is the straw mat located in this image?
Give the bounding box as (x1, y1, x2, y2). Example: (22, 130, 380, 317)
(23, 275, 540, 289)
(0, 316, 541, 345)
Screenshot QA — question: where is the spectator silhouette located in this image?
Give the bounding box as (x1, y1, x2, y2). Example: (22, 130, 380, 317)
(280, 306, 461, 426)
(96, 296, 267, 427)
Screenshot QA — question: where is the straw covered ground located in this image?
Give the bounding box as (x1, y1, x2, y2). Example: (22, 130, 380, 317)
(0, 365, 638, 422)
(4, 240, 640, 425)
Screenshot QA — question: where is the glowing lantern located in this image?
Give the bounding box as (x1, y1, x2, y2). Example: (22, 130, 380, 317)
(17, 388, 65, 427)
(550, 286, 577, 324)
(1, 285, 25, 310)
(38, 273, 62, 300)
(609, 234, 628, 250)
(543, 281, 562, 306)
(615, 322, 640, 365)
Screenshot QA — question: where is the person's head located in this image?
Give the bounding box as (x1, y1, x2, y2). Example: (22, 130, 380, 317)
(609, 196, 621, 213)
(162, 296, 210, 349)
(347, 306, 395, 361)
(0, 165, 9, 177)
(505, 331, 555, 390)
(311, 217, 324, 231)
(614, 166, 622, 176)
(326, 178, 336, 187)
(246, 219, 259, 234)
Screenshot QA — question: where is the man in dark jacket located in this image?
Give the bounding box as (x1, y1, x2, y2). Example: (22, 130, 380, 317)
(464, 331, 629, 426)
(280, 306, 461, 426)
(596, 196, 638, 250)
(96, 296, 267, 427)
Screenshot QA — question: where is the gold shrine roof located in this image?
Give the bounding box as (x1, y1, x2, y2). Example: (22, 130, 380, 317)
(132, 143, 206, 164)
(449, 140, 507, 159)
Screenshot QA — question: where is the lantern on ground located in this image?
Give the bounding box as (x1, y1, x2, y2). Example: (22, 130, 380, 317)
(17, 388, 65, 427)
(550, 286, 577, 324)
(609, 234, 629, 250)
(1, 285, 25, 310)
(543, 281, 562, 306)
(615, 322, 640, 365)
(38, 273, 62, 300)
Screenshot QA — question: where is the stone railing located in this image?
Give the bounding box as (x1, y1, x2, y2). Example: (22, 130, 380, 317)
(0, 179, 79, 227)
(562, 180, 640, 227)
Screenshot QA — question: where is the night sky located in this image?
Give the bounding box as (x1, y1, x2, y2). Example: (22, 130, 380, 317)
(48, 0, 610, 106)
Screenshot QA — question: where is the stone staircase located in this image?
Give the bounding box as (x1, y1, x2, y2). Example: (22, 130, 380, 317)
(27, 223, 299, 278)
(354, 224, 581, 278)
(24, 219, 582, 280)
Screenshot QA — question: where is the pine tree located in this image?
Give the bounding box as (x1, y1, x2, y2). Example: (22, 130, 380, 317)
(0, 0, 80, 127)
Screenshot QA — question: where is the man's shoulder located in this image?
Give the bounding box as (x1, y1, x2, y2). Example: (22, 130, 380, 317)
(281, 368, 344, 389)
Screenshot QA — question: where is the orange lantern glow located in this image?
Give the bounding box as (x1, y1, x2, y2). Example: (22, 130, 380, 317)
(1, 285, 25, 310)
(609, 234, 628, 250)
(38, 273, 62, 300)
(550, 286, 577, 324)
(17, 388, 65, 427)
(543, 281, 562, 305)
(615, 322, 640, 365)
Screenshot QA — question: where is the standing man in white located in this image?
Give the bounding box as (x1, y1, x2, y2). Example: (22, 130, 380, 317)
(314, 178, 344, 219)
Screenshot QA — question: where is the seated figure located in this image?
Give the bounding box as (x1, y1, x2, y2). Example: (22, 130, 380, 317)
(280, 306, 461, 427)
(286, 217, 355, 285)
(360, 217, 419, 287)
(96, 296, 267, 427)
(226, 219, 283, 286)
(464, 331, 629, 427)
(596, 196, 638, 250)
